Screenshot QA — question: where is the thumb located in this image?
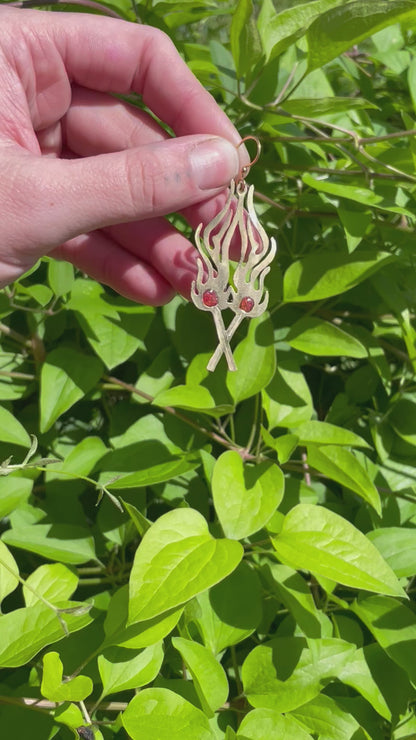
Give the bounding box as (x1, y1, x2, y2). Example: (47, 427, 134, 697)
(25, 135, 241, 247)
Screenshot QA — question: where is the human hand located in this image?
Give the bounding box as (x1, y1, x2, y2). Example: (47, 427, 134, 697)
(0, 7, 247, 303)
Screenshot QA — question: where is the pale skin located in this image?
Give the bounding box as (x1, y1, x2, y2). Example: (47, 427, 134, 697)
(0, 7, 248, 304)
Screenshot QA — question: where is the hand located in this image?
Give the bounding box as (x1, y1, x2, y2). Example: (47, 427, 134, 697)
(0, 7, 247, 303)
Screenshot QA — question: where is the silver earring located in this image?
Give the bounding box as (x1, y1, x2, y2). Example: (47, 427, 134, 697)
(191, 136, 277, 372)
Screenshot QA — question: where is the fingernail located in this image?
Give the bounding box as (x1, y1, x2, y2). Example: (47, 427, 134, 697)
(190, 138, 240, 191)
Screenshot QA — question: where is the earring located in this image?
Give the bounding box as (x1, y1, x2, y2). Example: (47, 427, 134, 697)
(191, 136, 277, 372)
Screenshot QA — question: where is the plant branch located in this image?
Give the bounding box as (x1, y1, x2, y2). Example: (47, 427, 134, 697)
(0, 321, 31, 348)
(103, 375, 261, 460)
(0, 369, 35, 380)
(274, 162, 416, 182)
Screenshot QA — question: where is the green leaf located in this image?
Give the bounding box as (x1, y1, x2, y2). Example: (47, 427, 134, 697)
(54, 702, 85, 730)
(242, 636, 354, 712)
(40, 347, 103, 432)
(98, 643, 164, 697)
(48, 436, 107, 480)
(210, 39, 237, 102)
(237, 708, 313, 739)
(307, 0, 416, 72)
(104, 585, 182, 650)
(258, 0, 346, 62)
(227, 315, 276, 404)
(135, 348, 175, 402)
(189, 561, 263, 654)
(283, 250, 393, 303)
(0, 541, 19, 606)
(41, 651, 93, 702)
(122, 688, 216, 740)
(302, 173, 414, 218)
(20, 284, 53, 307)
(282, 97, 377, 117)
(264, 563, 328, 638)
(351, 595, 416, 683)
(128, 509, 243, 623)
(172, 637, 229, 716)
(307, 445, 380, 512)
(272, 504, 405, 596)
(121, 499, 151, 537)
(67, 278, 154, 369)
(338, 205, 372, 253)
(262, 350, 313, 428)
(153, 385, 217, 413)
(230, 0, 262, 79)
(98, 414, 200, 489)
(408, 57, 416, 116)
(367, 527, 416, 577)
(293, 421, 369, 448)
(389, 397, 416, 447)
(106, 454, 200, 490)
(338, 643, 411, 721)
(0, 406, 31, 448)
(3, 524, 96, 565)
(287, 317, 367, 358)
(261, 428, 299, 463)
(0, 475, 32, 518)
(212, 451, 284, 539)
(23, 563, 78, 607)
(290, 693, 370, 740)
(0, 601, 92, 667)
(47, 260, 74, 297)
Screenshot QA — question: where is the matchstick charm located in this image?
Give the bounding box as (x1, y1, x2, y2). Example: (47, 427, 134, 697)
(191, 138, 277, 372)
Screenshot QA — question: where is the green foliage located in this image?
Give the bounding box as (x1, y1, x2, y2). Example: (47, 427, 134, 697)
(2, 0, 416, 736)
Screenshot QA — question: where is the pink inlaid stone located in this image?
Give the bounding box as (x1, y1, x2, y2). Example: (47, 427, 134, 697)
(202, 289, 219, 307)
(240, 296, 255, 313)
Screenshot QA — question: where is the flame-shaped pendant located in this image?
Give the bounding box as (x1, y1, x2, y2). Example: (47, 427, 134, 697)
(191, 139, 277, 372)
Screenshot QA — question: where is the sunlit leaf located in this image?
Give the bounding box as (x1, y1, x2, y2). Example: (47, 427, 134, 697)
(128, 509, 243, 623)
(272, 504, 404, 596)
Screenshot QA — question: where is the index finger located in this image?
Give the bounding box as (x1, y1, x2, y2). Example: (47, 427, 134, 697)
(5, 7, 243, 144)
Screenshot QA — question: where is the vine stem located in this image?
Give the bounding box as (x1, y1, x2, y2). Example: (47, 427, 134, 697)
(0, 369, 35, 380)
(33, 466, 122, 515)
(230, 645, 243, 697)
(273, 162, 416, 182)
(0, 321, 31, 347)
(0, 555, 77, 635)
(266, 127, 416, 145)
(103, 375, 262, 461)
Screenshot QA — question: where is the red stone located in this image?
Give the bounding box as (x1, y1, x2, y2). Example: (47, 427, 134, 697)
(240, 296, 255, 313)
(202, 289, 219, 307)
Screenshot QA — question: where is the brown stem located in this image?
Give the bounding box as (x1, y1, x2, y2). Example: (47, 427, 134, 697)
(301, 450, 312, 487)
(0, 369, 35, 380)
(103, 375, 246, 454)
(0, 695, 129, 712)
(255, 191, 336, 219)
(274, 162, 415, 182)
(0, 322, 31, 348)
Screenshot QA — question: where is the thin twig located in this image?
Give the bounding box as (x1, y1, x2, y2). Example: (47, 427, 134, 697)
(274, 162, 416, 182)
(0, 322, 31, 348)
(0, 369, 35, 380)
(104, 375, 260, 460)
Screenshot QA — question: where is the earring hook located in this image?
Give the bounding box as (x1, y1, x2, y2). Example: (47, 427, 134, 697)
(236, 135, 261, 183)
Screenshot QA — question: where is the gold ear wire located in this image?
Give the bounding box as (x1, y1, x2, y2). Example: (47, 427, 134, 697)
(236, 136, 261, 183)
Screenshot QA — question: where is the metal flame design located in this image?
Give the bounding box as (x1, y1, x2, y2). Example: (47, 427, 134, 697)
(191, 179, 277, 371)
